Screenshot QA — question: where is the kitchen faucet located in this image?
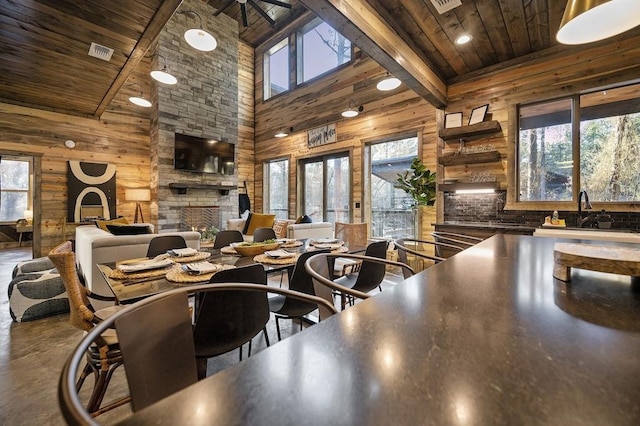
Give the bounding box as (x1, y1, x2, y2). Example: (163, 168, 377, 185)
(577, 190, 595, 227)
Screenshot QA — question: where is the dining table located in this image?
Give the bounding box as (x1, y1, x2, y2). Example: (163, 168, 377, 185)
(98, 238, 365, 304)
(115, 234, 640, 425)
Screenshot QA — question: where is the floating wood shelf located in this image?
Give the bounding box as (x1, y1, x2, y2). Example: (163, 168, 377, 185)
(169, 183, 235, 195)
(439, 181, 500, 193)
(439, 120, 502, 141)
(439, 150, 501, 166)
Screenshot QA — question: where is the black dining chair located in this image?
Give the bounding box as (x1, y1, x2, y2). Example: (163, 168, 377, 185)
(212, 229, 244, 249)
(269, 249, 329, 341)
(115, 291, 198, 412)
(146, 235, 187, 258)
(253, 227, 277, 242)
(193, 264, 270, 379)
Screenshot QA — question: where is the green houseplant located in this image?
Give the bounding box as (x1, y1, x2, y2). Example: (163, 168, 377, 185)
(396, 157, 437, 207)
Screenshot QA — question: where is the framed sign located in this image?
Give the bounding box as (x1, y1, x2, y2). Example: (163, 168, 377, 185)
(469, 104, 489, 125)
(444, 112, 463, 128)
(308, 123, 337, 147)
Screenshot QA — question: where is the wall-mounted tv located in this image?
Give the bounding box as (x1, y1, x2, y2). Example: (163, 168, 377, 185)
(174, 133, 235, 175)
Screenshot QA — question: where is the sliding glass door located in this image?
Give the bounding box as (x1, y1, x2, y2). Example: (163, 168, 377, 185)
(301, 153, 350, 223)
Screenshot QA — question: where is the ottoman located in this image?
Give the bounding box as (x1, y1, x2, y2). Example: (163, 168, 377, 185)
(8, 257, 69, 322)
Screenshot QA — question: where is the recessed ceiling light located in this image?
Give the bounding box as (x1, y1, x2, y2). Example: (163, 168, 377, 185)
(455, 34, 473, 45)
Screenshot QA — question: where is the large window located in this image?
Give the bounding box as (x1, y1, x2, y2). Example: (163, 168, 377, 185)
(367, 136, 419, 238)
(264, 158, 289, 219)
(0, 157, 31, 221)
(263, 38, 289, 100)
(297, 20, 351, 84)
(300, 153, 350, 223)
(518, 82, 640, 203)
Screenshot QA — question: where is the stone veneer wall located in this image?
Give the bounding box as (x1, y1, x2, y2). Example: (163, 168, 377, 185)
(150, 0, 239, 232)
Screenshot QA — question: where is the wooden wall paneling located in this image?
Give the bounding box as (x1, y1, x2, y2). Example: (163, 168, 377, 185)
(237, 41, 256, 212)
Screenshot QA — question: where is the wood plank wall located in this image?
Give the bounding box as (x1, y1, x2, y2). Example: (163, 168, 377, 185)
(237, 41, 256, 205)
(0, 65, 152, 256)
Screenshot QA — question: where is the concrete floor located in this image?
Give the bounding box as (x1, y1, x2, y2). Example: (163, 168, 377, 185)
(0, 247, 403, 424)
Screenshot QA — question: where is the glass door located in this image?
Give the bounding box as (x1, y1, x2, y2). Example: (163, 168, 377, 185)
(301, 153, 350, 222)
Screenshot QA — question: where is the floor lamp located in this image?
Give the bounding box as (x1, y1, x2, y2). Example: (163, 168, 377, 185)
(125, 189, 150, 223)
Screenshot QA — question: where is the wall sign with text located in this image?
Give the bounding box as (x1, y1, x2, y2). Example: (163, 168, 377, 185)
(308, 123, 337, 147)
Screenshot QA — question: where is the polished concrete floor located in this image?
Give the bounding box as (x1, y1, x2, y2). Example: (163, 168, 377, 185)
(0, 247, 403, 424)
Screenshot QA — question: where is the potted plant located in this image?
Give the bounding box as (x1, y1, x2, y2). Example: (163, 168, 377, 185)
(396, 157, 437, 239)
(199, 226, 219, 244)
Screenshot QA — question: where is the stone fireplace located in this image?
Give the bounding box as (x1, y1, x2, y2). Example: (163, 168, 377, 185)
(180, 206, 220, 232)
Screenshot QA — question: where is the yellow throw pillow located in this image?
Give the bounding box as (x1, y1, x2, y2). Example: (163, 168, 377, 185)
(245, 213, 276, 236)
(95, 217, 129, 232)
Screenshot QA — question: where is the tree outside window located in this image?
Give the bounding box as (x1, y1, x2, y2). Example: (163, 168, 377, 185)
(0, 158, 31, 221)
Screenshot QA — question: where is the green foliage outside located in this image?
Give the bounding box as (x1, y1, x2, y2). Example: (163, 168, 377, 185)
(396, 157, 437, 207)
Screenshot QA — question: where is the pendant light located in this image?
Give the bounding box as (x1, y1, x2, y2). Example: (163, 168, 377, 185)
(128, 83, 152, 108)
(150, 54, 177, 85)
(274, 128, 289, 138)
(341, 99, 363, 118)
(376, 74, 401, 91)
(557, 0, 640, 45)
(177, 10, 217, 52)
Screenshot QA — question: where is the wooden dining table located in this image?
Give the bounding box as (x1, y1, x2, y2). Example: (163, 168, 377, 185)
(115, 234, 640, 425)
(98, 239, 366, 304)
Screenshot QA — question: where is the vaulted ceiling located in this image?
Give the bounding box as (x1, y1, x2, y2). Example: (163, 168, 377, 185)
(1, 0, 638, 117)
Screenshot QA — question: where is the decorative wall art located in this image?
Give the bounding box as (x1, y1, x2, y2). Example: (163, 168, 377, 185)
(444, 112, 463, 128)
(469, 104, 489, 125)
(308, 123, 337, 147)
(67, 161, 116, 222)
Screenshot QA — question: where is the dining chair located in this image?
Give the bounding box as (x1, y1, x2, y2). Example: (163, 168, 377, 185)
(394, 237, 465, 277)
(253, 227, 277, 242)
(268, 249, 330, 341)
(114, 291, 198, 412)
(333, 222, 368, 276)
(193, 264, 270, 379)
(305, 252, 414, 320)
(430, 231, 484, 257)
(146, 235, 187, 258)
(48, 241, 130, 417)
(59, 283, 338, 425)
(212, 229, 244, 249)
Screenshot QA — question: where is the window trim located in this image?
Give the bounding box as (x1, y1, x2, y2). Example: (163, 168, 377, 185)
(263, 157, 290, 219)
(0, 156, 33, 224)
(263, 37, 290, 101)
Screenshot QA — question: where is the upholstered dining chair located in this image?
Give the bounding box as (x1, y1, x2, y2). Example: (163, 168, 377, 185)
(146, 235, 187, 257)
(212, 229, 244, 249)
(48, 241, 129, 417)
(268, 249, 330, 341)
(253, 227, 277, 242)
(193, 264, 271, 379)
(305, 252, 414, 320)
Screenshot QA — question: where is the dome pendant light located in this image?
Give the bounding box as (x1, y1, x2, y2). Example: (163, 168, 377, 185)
(150, 54, 177, 85)
(376, 74, 401, 91)
(128, 83, 152, 108)
(341, 99, 363, 118)
(178, 10, 217, 52)
(557, 0, 640, 45)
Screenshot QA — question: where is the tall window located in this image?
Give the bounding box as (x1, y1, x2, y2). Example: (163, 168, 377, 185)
(297, 20, 351, 84)
(367, 137, 419, 238)
(300, 153, 350, 223)
(0, 157, 31, 221)
(263, 38, 289, 100)
(264, 159, 289, 219)
(518, 82, 640, 202)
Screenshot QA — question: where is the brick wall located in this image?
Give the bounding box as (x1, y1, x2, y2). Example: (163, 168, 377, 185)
(151, 0, 239, 232)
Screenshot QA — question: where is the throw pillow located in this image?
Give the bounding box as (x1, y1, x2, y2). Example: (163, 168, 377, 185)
(105, 224, 152, 235)
(272, 219, 288, 239)
(95, 217, 128, 232)
(245, 213, 276, 236)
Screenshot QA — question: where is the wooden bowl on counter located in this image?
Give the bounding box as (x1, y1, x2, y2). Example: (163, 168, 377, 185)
(232, 241, 281, 257)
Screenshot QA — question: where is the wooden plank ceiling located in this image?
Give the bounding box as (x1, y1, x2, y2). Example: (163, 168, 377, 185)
(2, 0, 639, 117)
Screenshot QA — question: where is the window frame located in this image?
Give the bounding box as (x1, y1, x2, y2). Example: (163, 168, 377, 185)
(0, 156, 33, 224)
(508, 81, 640, 212)
(263, 157, 290, 219)
(263, 37, 290, 101)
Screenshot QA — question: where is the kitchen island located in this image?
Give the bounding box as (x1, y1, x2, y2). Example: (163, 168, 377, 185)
(118, 235, 640, 425)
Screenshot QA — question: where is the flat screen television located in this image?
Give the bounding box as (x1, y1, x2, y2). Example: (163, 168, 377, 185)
(174, 133, 235, 175)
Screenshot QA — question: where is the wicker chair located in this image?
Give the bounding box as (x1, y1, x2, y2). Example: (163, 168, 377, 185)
(48, 241, 129, 417)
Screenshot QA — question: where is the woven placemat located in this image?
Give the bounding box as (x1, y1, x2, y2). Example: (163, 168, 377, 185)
(108, 266, 174, 280)
(253, 253, 300, 265)
(281, 240, 303, 248)
(169, 251, 212, 263)
(165, 264, 236, 283)
(220, 246, 238, 255)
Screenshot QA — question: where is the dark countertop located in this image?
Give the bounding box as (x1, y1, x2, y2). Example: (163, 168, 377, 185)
(119, 235, 640, 425)
(435, 220, 539, 232)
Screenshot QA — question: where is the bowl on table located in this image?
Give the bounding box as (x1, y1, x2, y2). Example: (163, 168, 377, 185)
(231, 241, 281, 256)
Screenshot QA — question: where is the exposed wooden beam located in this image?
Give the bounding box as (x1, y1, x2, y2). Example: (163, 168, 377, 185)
(299, 0, 447, 108)
(93, 0, 184, 118)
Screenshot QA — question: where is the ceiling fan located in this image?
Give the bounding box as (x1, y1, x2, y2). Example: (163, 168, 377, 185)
(213, 0, 292, 28)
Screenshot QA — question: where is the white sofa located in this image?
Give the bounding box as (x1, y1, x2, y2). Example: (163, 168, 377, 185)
(226, 218, 334, 241)
(75, 225, 201, 307)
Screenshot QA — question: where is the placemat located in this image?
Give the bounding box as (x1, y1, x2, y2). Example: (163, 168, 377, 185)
(281, 240, 303, 248)
(108, 266, 174, 280)
(165, 264, 236, 283)
(253, 253, 300, 265)
(168, 251, 212, 263)
(220, 246, 238, 255)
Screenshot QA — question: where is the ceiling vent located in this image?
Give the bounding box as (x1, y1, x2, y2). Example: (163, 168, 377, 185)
(88, 42, 114, 62)
(430, 0, 462, 14)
